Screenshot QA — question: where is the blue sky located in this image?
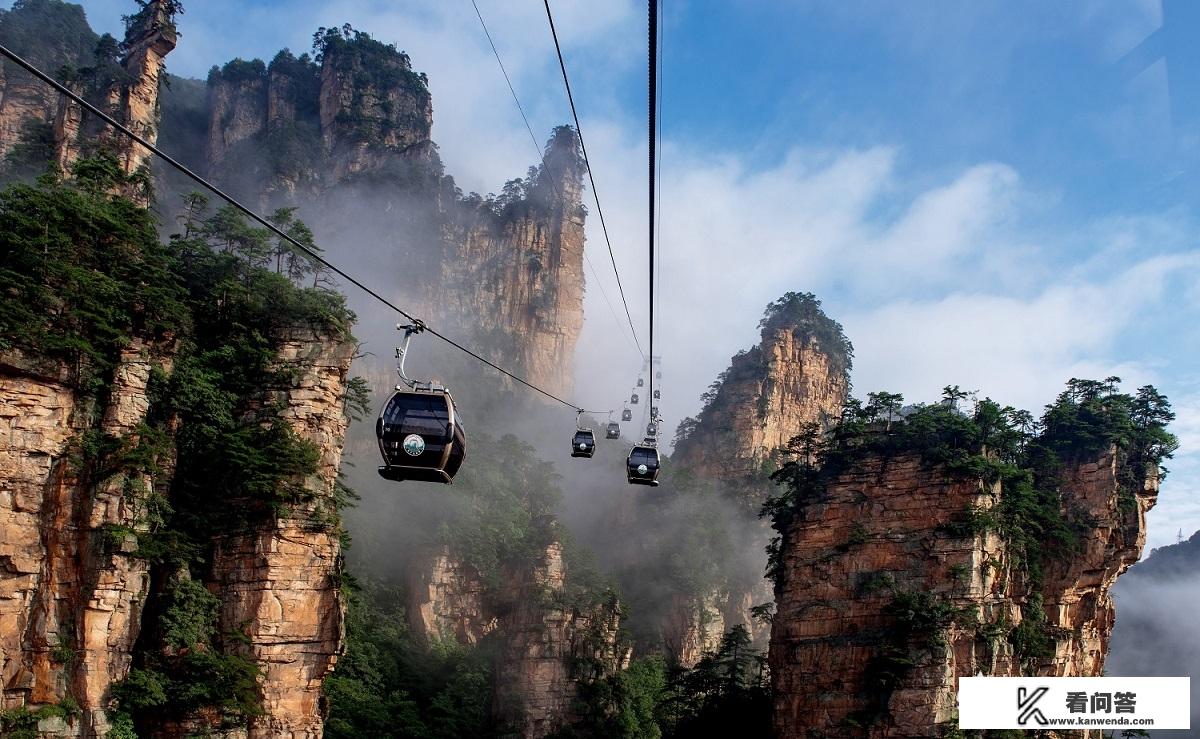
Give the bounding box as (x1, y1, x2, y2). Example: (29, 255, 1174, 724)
(50, 0, 1200, 549)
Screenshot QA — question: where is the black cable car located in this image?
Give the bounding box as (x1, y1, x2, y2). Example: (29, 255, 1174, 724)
(653, 389, 661, 399)
(606, 422, 621, 439)
(627, 443, 661, 486)
(646, 421, 658, 436)
(378, 388, 465, 483)
(621, 408, 633, 422)
(637, 377, 644, 387)
(650, 405, 659, 417)
(377, 324, 466, 484)
(631, 392, 639, 404)
(572, 429, 596, 458)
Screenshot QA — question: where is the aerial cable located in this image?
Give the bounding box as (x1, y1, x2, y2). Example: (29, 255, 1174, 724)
(468, 0, 641, 360)
(648, 0, 658, 424)
(655, 0, 664, 335)
(542, 0, 646, 361)
(0, 43, 585, 413)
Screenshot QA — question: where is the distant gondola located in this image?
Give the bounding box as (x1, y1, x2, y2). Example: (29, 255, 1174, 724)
(637, 377, 645, 387)
(572, 428, 596, 458)
(653, 389, 661, 399)
(627, 442, 661, 486)
(656, 370, 662, 379)
(630, 392, 639, 404)
(650, 405, 659, 418)
(646, 421, 658, 436)
(606, 422, 621, 439)
(622, 408, 633, 422)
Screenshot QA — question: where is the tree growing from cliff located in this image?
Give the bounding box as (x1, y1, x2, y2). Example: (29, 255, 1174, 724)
(758, 291, 853, 376)
(763, 377, 1179, 718)
(1, 162, 357, 730)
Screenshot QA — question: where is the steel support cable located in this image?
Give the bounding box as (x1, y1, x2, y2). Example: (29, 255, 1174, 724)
(468, 0, 640, 359)
(648, 0, 658, 420)
(542, 0, 646, 360)
(655, 0, 664, 328)
(0, 43, 584, 412)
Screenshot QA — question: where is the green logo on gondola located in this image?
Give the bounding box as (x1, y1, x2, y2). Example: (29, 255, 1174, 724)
(402, 434, 425, 457)
(637, 464, 648, 475)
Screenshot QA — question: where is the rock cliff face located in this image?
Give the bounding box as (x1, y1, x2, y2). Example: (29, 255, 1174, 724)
(205, 69, 267, 171)
(0, 325, 353, 738)
(406, 546, 494, 645)
(0, 341, 171, 737)
(207, 328, 354, 739)
(661, 293, 850, 665)
(0, 1, 176, 204)
(661, 591, 725, 668)
(673, 313, 849, 499)
(492, 539, 628, 739)
(0, 61, 57, 159)
(198, 34, 583, 398)
(105, 1, 177, 184)
(439, 129, 587, 400)
(769, 451, 1158, 738)
(406, 534, 625, 738)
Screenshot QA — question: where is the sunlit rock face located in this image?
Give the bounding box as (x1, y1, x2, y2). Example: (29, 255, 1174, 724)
(438, 128, 587, 400)
(661, 295, 850, 665)
(673, 325, 849, 503)
(769, 451, 1157, 738)
(108, 1, 177, 184)
(0, 326, 352, 738)
(0, 341, 172, 737)
(208, 328, 354, 739)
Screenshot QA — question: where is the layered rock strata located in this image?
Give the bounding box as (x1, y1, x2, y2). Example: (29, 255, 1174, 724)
(769, 452, 1158, 738)
(493, 540, 627, 739)
(0, 324, 353, 738)
(208, 328, 354, 739)
(673, 325, 849, 494)
(663, 296, 850, 665)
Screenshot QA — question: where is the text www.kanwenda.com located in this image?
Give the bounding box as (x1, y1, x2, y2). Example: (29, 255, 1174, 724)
(1041, 718, 1155, 727)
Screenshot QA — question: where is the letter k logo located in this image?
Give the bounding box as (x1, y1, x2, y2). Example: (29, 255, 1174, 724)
(1017, 686, 1050, 726)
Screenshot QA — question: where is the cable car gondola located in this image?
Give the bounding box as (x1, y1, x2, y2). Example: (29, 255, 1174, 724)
(627, 442, 661, 486)
(637, 377, 644, 387)
(606, 422, 621, 439)
(571, 411, 596, 458)
(653, 389, 660, 399)
(572, 429, 596, 457)
(621, 408, 633, 422)
(646, 421, 658, 436)
(378, 324, 466, 484)
(656, 370, 662, 379)
(650, 405, 659, 418)
(631, 392, 639, 404)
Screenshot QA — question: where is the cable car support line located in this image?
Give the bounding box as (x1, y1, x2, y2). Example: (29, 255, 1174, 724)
(0, 42, 585, 413)
(648, 0, 658, 426)
(542, 0, 646, 361)
(468, 0, 642, 360)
